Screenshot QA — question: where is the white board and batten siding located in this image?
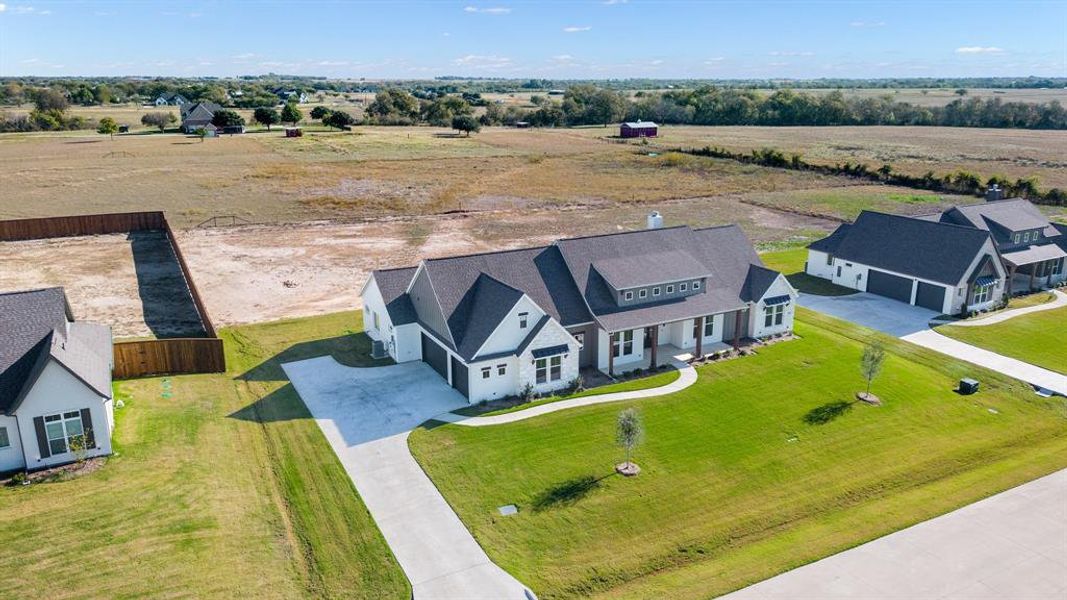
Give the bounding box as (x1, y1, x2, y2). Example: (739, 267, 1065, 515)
(0, 414, 25, 473)
(362, 275, 422, 363)
(13, 359, 113, 471)
(596, 327, 646, 373)
(465, 357, 520, 403)
(750, 275, 798, 338)
(475, 296, 546, 357)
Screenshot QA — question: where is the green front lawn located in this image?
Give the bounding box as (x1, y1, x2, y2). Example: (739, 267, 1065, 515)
(0, 312, 409, 599)
(409, 309, 1067, 599)
(761, 247, 857, 296)
(936, 305, 1067, 375)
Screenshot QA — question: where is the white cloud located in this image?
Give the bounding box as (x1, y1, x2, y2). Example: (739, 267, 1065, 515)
(849, 20, 886, 28)
(10, 5, 49, 14)
(317, 60, 348, 66)
(452, 54, 513, 69)
(563, 25, 591, 32)
(232, 52, 256, 59)
(20, 57, 39, 63)
(603, 0, 627, 4)
(552, 54, 575, 62)
(955, 46, 1004, 54)
(768, 51, 814, 57)
(0, 4, 6, 12)
(464, 6, 511, 14)
(704, 57, 725, 64)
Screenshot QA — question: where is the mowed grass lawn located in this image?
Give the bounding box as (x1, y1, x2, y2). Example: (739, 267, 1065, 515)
(760, 247, 857, 296)
(0, 312, 408, 599)
(409, 309, 1067, 599)
(937, 305, 1067, 375)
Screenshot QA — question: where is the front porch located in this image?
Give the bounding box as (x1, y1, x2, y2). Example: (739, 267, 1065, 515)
(1005, 251, 1066, 294)
(603, 312, 750, 376)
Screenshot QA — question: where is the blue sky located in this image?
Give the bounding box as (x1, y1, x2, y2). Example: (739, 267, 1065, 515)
(1, 1, 1064, 79)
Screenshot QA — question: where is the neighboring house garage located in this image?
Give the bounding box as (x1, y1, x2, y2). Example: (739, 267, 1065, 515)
(915, 281, 947, 312)
(421, 333, 449, 381)
(867, 270, 913, 304)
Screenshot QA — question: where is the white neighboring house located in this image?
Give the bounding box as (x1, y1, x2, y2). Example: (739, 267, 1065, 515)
(362, 213, 797, 404)
(0, 288, 114, 473)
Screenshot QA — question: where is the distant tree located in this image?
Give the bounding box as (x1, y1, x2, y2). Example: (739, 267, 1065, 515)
(141, 111, 176, 133)
(93, 84, 112, 105)
(366, 88, 420, 124)
(280, 102, 303, 126)
(323, 110, 355, 130)
(616, 408, 644, 472)
(211, 109, 245, 129)
(877, 163, 893, 178)
(34, 88, 69, 113)
(96, 116, 118, 139)
(451, 114, 481, 136)
(194, 127, 208, 142)
(860, 341, 886, 399)
(955, 88, 968, 96)
(253, 107, 280, 131)
(310, 105, 332, 121)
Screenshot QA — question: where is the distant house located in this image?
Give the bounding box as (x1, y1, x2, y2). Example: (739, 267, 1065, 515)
(620, 121, 658, 138)
(154, 92, 189, 107)
(0, 288, 114, 473)
(180, 102, 223, 133)
(273, 88, 309, 104)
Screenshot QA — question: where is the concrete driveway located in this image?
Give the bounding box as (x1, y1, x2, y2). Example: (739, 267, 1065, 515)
(721, 469, 1067, 599)
(282, 357, 533, 600)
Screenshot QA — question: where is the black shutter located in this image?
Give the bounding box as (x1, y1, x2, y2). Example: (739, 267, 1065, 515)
(79, 408, 96, 449)
(34, 416, 51, 459)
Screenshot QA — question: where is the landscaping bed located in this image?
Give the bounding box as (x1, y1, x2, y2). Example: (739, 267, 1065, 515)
(409, 309, 1067, 599)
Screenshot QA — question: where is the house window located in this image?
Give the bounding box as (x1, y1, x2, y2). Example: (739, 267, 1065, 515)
(535, 358, 548, 384)
(573, 332, 585, 348)
(973, 285, 992, 305)
(764, 304, 785, 328)
(624, 291, 633, 301)
(0, 426, 8, 449)
(653, 287, 661, 297)
(704, 316, 715, 338)
(612, 330, 634, 358)
(692, 280, 700, 290)
(43, 411, 85, 456)
(519, 312, 528, 328)
(680, 282, 688, 292)
(373, 311, 380, 330)
(837, 266, 843, 277)
(639, 289, 647, 299)
(535, 356, 562, 383)
(481, 367, 491, 379)
(497, 364, 507, 376)
(1014, 233, 1021, 244)
(1054, 259, 1063, 275)
(666, 285, 674, 294)
(826, 254, 834, 266)
(1023, 232, 1031, 243)
(1033, 230, 1041, 240)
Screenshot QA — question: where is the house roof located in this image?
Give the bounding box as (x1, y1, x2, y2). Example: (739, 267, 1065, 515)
(942, 199, 1059, 238)
(1002, 244, 1067, 267)
(807, 223, 851, 254)
(0, 288, 111, 415)
(744, 264, 783, 303)
(622, 121, 657, 128)
(815, 211, 994, 286)
(592, 249, 711, 290)
(372, 266, 418, 326)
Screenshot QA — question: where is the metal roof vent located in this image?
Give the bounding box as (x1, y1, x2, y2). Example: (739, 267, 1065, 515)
(647, 211, 664, 229)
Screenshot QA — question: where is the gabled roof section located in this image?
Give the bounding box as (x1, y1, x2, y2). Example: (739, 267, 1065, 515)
(449, 274, 524, 361)
(743, 265, 783, 303)
(807, 223, 851, 254)
(828, 211, 993, 286)
(371, 266, 418, 325)
(592, 249, 711, 290)
(942, 199, 1057, 236)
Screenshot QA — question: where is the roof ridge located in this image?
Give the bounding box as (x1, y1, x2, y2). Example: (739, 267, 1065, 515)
(0, 286, 65, 298)
(424, 243, 550, 263)
(692, 223, 740, 232)
(554, 224, 691, 243)
(859, 210, 991, 237)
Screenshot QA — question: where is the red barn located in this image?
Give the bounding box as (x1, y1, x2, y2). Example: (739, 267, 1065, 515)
(620, 121, 658, 138)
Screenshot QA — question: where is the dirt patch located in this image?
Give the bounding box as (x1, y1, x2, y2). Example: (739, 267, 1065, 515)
(0, 232, 204, 339)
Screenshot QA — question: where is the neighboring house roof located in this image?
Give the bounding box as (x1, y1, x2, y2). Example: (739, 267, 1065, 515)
(1002, 244, 1067, 267)
(941, 199, 1060, 239)
(807, 223, 851, 254)
(373, 266, 418, 326)
(622, 121, 657, 128)
(0, 288, 111, 415)
(815, 211, 994, 286)
(1055, 223, 1067, 251)
(181, 102, 221, 121)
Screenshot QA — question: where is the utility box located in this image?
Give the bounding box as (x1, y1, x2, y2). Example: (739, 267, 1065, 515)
(959, 378, 980, 395)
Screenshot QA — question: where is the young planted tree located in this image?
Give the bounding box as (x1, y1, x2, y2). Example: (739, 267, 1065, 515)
(194, 127, 208, 142)
(860, 341, 886, 402)
(253, 107, 279, 131)
(615, 408, 644, 475)
(97, 116, 118, 140)
(141, 111, 176, 133)
(280, 102, 303, 127)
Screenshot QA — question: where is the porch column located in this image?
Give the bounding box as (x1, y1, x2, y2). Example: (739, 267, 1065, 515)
(649, 326, 658, 369)
(1047, 260, 1054, 287)
(733, 310, 743, 350)
(1029, 266, 1036, 291)
(1008, 264, 1017, 296)
(695, 317, 704, 359)
(608, 332, 615, 376)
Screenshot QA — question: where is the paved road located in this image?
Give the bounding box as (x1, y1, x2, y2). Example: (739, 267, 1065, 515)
(721, 469, 1067, 599)
(282, 357, 533, 600)
(800, 292, 1067, 395)
(437, 358, 697, 427)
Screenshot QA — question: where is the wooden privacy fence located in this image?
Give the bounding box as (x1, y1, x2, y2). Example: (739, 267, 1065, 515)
(0, 210, 226, 378)
(112, 338, 226, 380)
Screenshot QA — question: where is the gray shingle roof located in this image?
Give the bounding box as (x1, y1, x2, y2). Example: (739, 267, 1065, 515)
(744, 264, 782, 303)
(1002, 244, 1067, 267)
(807, 223, 851, 254)
(942, 199, 1059, 239)
(372, 266, 418, 325)
(0, 288, 111, 414)
(592, 249, 711, 290)
(819, 211, 993, 286)
(449, 274, 524, 360)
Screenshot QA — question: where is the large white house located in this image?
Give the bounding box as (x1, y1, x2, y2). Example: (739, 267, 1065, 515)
(0, 288, 115, 473)
(361, 214, 797, 403)
(804, 195, 1066, 315)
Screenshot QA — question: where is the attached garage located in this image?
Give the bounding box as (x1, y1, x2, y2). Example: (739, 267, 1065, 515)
(450, 356, 469, 398)
(915, 281, 947, 313)
(866, 270, 913, 304)
(420, 333, 448, 381)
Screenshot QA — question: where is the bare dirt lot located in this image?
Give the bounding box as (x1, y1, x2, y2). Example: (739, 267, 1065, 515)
(0, 232, 203, 339)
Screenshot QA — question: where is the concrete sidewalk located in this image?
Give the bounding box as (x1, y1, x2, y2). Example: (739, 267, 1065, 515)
(722, 469, 1067, 599)
(931, 290, 1067, 327)
(437, 358, 697, 427)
